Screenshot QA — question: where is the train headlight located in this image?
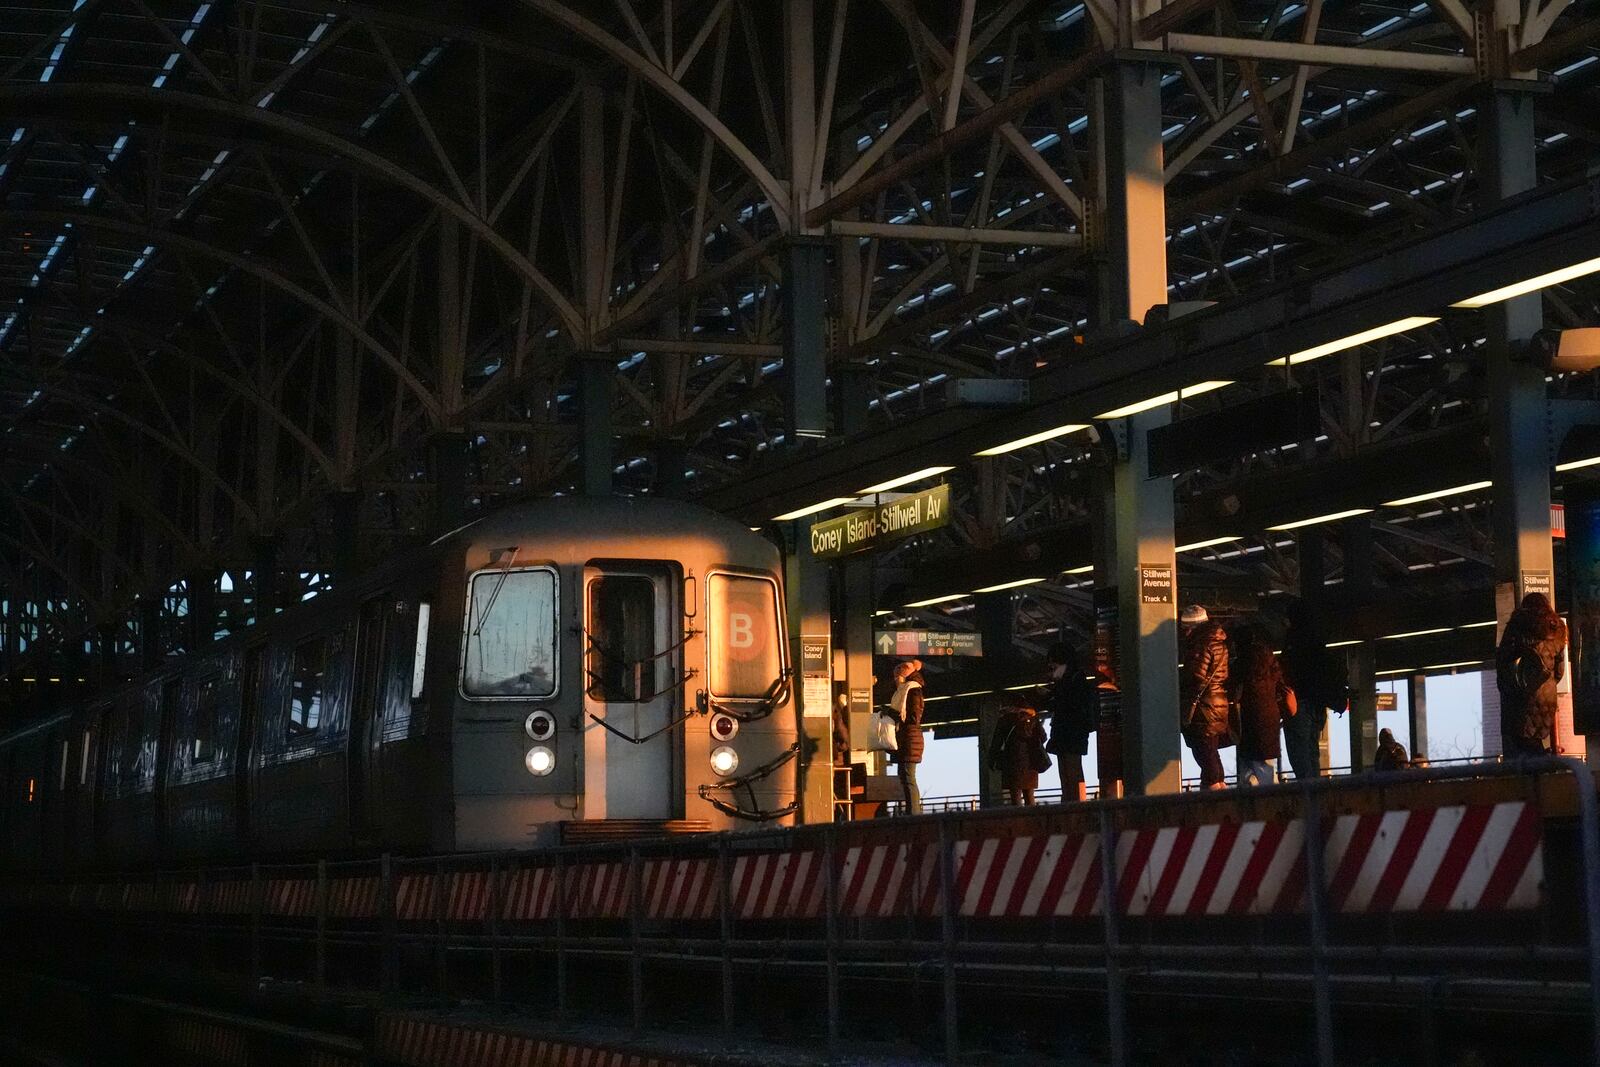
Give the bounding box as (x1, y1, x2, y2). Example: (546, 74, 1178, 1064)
(710, 713, 739, 742)
(525, 746, 556, 777)
(525, 710, 556, 742)
(709, 746, 740, 777)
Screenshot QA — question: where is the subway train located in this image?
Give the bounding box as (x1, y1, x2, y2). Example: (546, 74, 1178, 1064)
(0, 497, 797, 873)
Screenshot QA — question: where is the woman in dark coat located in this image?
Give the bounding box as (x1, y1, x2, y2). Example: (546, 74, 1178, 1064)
(1044, 642, 1095, 799)
(1179, 605, 1232, 790)
(1280, 600, 1342, 780)
(990, 699, 1049, 806)
(1232, 624, 1295, 787)
(1496, 592, 1568, 756)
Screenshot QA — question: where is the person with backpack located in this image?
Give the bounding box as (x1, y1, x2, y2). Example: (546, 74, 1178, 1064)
(1179, 605, 1232, 790)
(1496, 592, 1568, 756)
(990, 695, 1049, 805)
(1280, 600, 1345, 780)
(1043, 642, 1095, 800)
(1232, 624, 1296, 787)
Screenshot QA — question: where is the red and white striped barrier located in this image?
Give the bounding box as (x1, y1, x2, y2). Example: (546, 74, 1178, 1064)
(377, 1014, 702, 1067)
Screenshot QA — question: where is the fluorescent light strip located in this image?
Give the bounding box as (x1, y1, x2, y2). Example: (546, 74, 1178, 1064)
(773, 496, 857, 521)
(1273, 316, 1438, 366)
(1557, 455, 1600, 473)
(1379, 627, 1451, 640)
(1421, 659, 1484, 671)
(1063, 564, 1094, 575)
(904, 592, 969, 608)
(858, 465, 953, 494)
(974, 423, 1089, 456)
(1383, 481, 1492, 507)
(1176, 535, 1242, 553)
(1267, 508, 1372, 531)
(1325, 639, 1361, 649)
(1452, 255, 1600, 309)
(1095, 380, 1231, 420)
(972, 577, 1046, 593)
(1458, 620, 1497, 629)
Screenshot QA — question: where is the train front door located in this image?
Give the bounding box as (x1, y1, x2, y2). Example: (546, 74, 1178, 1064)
(582, 564, 681, 820)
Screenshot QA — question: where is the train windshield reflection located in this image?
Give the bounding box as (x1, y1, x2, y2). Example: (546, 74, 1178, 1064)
(464, 568, 558, 698)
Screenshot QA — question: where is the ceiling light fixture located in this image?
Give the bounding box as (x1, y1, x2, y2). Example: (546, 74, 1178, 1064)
(904, 592, 969, 608)
(772, 497, 858, 521)
(1272, 316, 1439, 366)
(1452, 255, 1600, 308)
(858, 465, 954, 494)
(1095, 380, 1231, 420)
(973, 423, 1089, 456)
(1063, 564, 1094, 575)
(972, 577, 1046, 593)
(1267, 508, 1373, 531)
(1176, 535, 1242, 552)
(1379, 627, 1451, 640)
(1557, 455, 1600, 473)
(1382, 481, 1493, 507)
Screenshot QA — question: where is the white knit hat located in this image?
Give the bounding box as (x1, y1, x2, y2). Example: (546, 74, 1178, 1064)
(1179, 604, 1209, 624)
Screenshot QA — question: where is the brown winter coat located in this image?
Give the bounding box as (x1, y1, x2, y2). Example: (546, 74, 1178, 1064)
(1496, 604, 1568, 753)
(1181, 622, 1232, 739)
(1234, 644, 1293, 763)
(894, 674, 926, 764)
(990, 708, 1048, 791)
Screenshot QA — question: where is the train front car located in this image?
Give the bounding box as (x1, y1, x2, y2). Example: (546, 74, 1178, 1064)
(446, 497, 796, 849)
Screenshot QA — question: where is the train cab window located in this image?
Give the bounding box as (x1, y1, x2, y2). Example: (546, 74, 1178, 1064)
(193, 679, 219, 763)
(707, 573, 783, 700)
(288, 639, 326, 738)
(463, 569, 557, 699)
(587, 575, 657, 703)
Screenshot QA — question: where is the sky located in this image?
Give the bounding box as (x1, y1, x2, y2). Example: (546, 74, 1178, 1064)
(913, 669, 1490, 800)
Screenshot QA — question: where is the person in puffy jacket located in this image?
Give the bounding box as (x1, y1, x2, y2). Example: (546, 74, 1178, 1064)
(889, 659, 926, 813)
(1043, 642, 1095, 799)
(1496, 592, 1568, 756)
(1373, 727, 1410, 771)
(1232, 623, 1295, 787)
(990, 697, 1049, 806)
(1180, 604, 1231, 790)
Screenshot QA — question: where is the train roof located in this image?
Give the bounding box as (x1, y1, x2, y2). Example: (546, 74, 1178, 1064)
(439, 494, 768, 549)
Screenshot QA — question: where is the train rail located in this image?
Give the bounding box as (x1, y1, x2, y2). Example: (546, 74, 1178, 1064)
(5, 757, 1598, 1066)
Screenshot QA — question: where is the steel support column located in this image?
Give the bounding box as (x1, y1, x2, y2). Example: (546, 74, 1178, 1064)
(1299, 528, 1332, 773)
(975, 593, 1014, 805)
(1098, 60, 1180, 797)
(188, 571, 216, 651)
(253, 536, 278, 623)
(433, 432, 471, 535)
(139, 597, 162, 673)
(1483, 88, 1553, 611)
(1408, 673, 1429, 760)
(1344, 517, 1378, 771)
(577, 358, 613, 497)
(329, 491, 361, 584)
(782, 238, 829, 442)
(785, 525, 833, 822)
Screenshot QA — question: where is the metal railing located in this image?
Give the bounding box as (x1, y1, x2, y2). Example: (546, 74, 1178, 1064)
(5, 756, 1597, 1067)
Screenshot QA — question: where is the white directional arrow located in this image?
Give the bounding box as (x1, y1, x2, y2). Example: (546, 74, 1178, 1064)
(874, 631, 895, 654)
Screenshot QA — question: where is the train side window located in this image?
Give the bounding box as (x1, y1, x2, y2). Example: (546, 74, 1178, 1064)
(288, 639, 326, 738)
(59, 739, 68, 791)
(707, 573, 784, 700)
(193, 679, 219, 763)
(587, 575, 657, 702)
(79, 729, 92, 786)
(412, 602, 431, 700)
(463, 569, 558, 699)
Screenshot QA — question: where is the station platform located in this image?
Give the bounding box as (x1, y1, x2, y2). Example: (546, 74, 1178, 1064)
(3, 758, 1596, 1066)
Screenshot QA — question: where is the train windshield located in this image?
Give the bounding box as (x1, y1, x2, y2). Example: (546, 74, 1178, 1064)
(707, 573, 782, 700)
(463, 568, 558, 698)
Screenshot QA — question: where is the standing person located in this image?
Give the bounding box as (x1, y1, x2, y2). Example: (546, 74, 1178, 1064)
(889, 659, 925, 814)
(1496, 592, 1569, 756)
(990, 696, 1049, 805)
(1373, 728, 1410, 771)
(1280, 600, 1344, 781)
(1232, 624, 1295, 787)
(1043, 642, 1095, 800)
(1179, 605, 1231, 790)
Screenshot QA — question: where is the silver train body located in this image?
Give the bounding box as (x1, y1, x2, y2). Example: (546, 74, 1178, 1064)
(0, 498, 797, 871)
